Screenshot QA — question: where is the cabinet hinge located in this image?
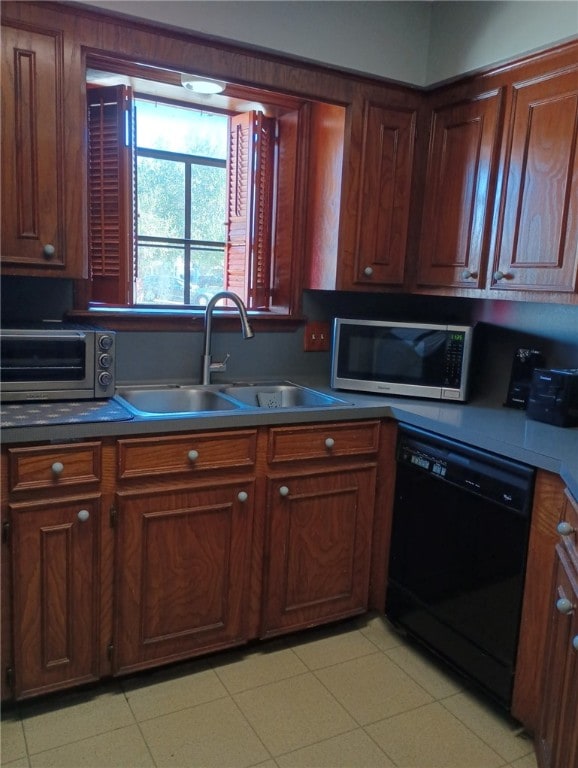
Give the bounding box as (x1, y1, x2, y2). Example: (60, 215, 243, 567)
(5, 667, 14, 691)
(107, 643, 114, 661)
(2, 522, 10, 544)
(109, 506, 117, 528)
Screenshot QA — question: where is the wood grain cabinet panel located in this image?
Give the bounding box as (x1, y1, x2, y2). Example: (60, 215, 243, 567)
(492, 65, 578, 294)
(117, 430, 257, 480)
(416, 89, 503, 289)
(536, 544, 578, 768)
(1, 20, 85, 277)
(267, 421, 380, 463)
(10, 494, 101, 699)
(304, 98, 417, 293)
(350, 102, 416, 288)
(114, 481, 255, 673)
(262, 465, 376, 636)
(512, 471, 566, 732)
(8, 442, 101, 492)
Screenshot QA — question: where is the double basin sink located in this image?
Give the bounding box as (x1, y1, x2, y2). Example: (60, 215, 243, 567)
(115, 381, 348, 418)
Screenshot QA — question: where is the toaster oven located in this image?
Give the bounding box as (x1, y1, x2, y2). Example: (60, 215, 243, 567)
(1, 325, 116, 402)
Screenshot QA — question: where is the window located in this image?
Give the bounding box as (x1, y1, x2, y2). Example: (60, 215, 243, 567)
(85, 71, 305, 315)
(134, 101, 228, 306)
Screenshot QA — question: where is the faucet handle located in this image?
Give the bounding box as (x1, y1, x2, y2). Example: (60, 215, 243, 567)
(210, 352, 230, 372)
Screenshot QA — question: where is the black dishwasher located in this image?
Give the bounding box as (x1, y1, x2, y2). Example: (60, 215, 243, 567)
(385, 424, 535, 710)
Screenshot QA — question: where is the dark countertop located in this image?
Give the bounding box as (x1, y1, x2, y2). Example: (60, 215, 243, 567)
(2, 379, 577, 500)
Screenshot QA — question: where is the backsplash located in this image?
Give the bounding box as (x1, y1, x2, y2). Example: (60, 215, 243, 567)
(2, 277, 577, 397)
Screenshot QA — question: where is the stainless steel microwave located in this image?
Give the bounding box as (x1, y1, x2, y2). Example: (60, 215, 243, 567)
(330, 318, 473, 401)
(0, 326, 116, 402)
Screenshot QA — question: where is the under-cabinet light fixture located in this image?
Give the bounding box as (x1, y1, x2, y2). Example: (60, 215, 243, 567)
(181, 74, 226, 94)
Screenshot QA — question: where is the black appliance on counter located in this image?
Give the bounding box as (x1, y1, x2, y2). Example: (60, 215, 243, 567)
(385, 425, 535, 710)
(504, 348, 546, 409)
(526, 368, 578, 428)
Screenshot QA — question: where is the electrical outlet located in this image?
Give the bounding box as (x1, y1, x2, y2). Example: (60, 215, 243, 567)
(304, 322, 330, 352)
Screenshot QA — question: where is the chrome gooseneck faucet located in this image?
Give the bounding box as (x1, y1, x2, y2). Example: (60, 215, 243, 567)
(201, 291, 254, 384)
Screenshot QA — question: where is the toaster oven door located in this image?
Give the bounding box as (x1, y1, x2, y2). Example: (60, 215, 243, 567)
(0, 331, 94, 397)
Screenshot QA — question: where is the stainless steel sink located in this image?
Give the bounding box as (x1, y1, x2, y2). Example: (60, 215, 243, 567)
(115, 385, 242, 416)
(220, 382, 348, 409)
(114, 381, 348, 417)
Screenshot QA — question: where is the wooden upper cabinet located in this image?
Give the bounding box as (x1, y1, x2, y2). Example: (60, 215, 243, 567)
(350, 102, 416, 288)
(416, 89, 503, 289)
(1, 21, 86, 277)
(491, 64, 578, 294)
(305, 97, 417, 292)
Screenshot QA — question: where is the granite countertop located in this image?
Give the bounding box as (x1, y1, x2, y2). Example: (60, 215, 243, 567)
(2, 379, 577, 500)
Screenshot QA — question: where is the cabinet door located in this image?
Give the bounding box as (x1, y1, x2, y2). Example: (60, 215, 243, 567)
(417, 89, 503, 288)
(492, 66, 578, 293)
(1, 22, 85, 276)
(350, 103, 416, 288)
(114, 481, 254, 673)
(10, 495, 100, 699)
(262, 466, 376, 636)
(536, 545, 578, 768)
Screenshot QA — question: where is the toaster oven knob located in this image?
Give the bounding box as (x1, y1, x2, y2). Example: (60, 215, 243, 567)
(98, 335, 114, 351)
(42, 243, 56, 259)
(98, 371, 113, 387)
(99, 353, 113, 369)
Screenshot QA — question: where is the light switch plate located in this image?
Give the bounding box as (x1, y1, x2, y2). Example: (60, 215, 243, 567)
(304, 322, 330, 352)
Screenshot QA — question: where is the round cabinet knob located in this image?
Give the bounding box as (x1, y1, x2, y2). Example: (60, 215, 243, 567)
(557, 521, 575, 537)
(363, 266, 374, 278)
(279, 486, 290, 497)
(573, 635, 578, 652)
(461, 269, 477, 280)
(51, 461, 64, 475)
(77, 509, 90, 522)
(493, 270, 512, 282)
(42, 243, 56, 259)
(556, 597, 574, 615)
(188, 450, 199, 462)
(324, 437, 335, 449)
(237, 491, 248, 503)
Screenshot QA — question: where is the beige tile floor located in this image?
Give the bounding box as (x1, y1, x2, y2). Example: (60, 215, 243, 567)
(1, 613, 538, 768)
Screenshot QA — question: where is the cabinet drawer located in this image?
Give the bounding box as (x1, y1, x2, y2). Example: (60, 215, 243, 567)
(8, 442, 101, 493)
(267, 421, 380, 463)
(560, 488, 578, 562)
(117, 430, 257, 480)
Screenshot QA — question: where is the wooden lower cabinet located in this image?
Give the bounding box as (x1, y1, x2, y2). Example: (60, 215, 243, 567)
(261, 420, 380, 636)
(0, 419, 383, 698)
(536, 488, 578, 768)
(10, 494, 101, 699)
(262, 465, 377, 636)
(512, 471, 566, 731)
(1, 442, 103, 700)
(113, 481, 255, 673)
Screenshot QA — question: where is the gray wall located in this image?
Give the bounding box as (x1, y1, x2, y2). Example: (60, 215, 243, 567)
(78, 0, 577, 85)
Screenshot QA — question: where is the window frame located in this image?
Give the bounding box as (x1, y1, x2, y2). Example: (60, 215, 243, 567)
(76, 57, 311, 328)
